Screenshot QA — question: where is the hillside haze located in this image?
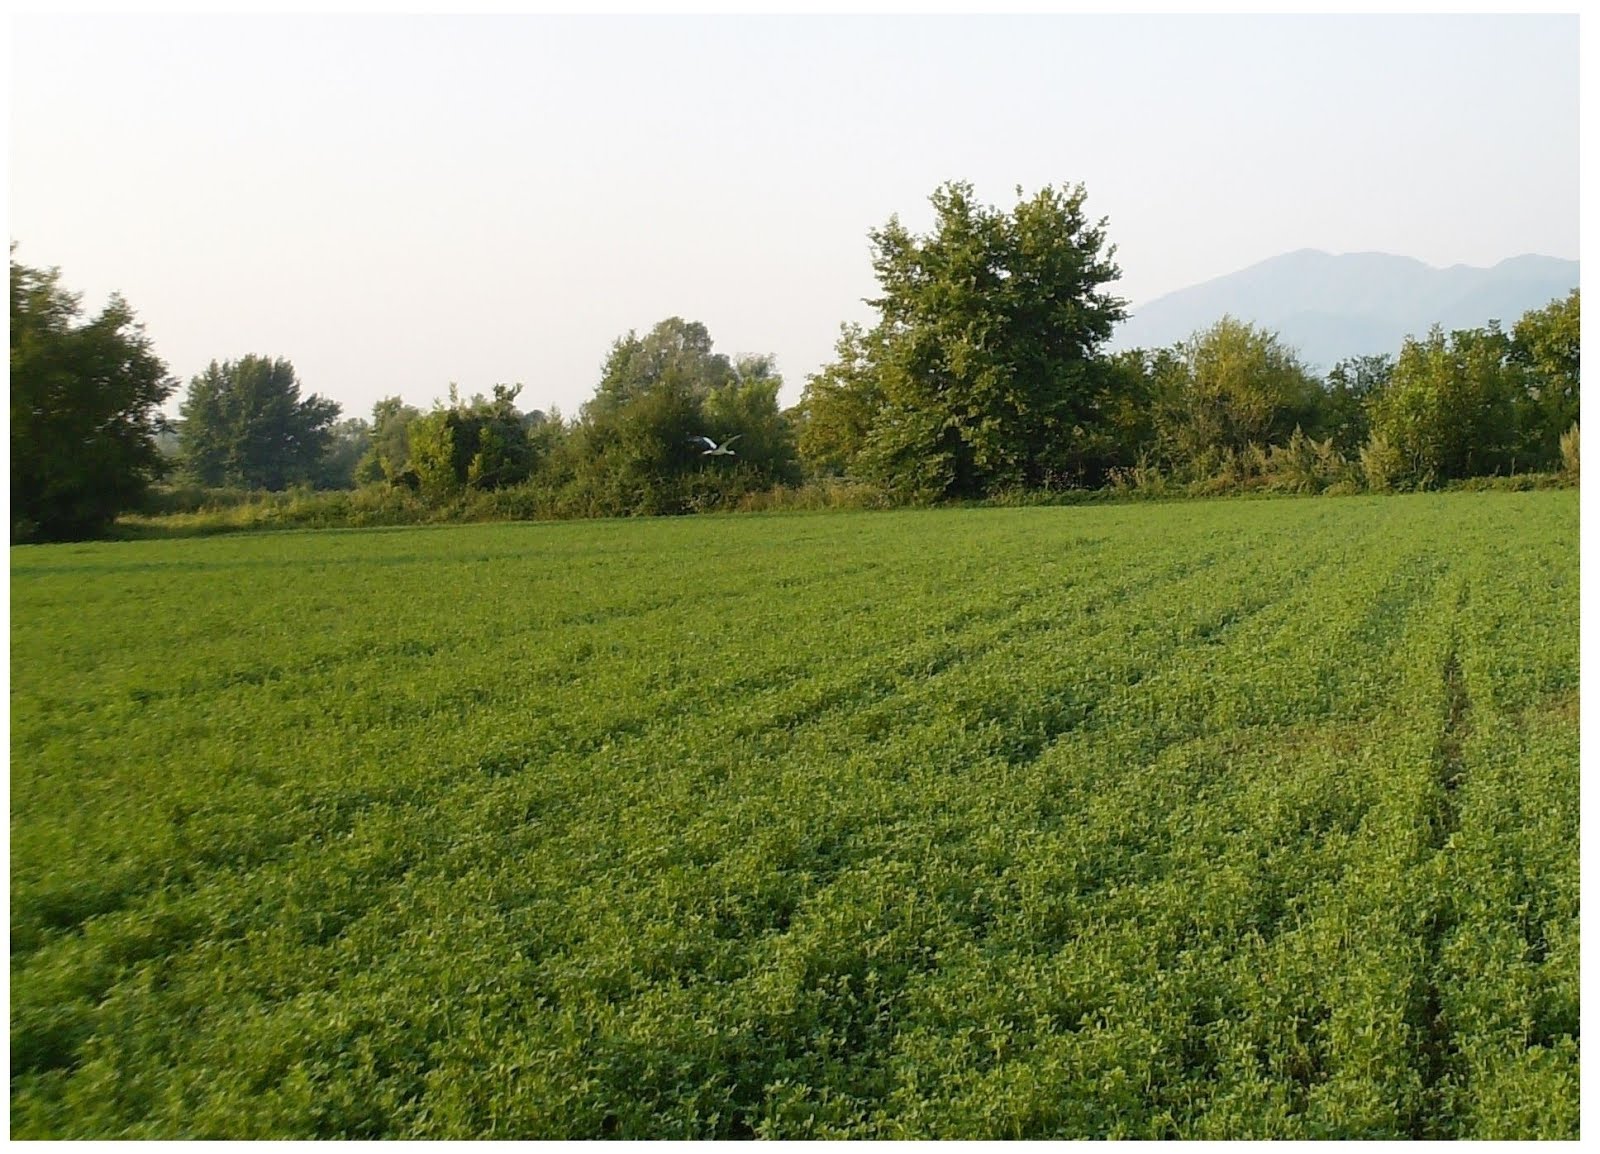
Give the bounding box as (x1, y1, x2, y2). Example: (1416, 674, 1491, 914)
(1111, 250, 1579, 370)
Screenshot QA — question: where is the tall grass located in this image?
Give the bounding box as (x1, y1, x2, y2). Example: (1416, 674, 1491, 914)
(118, 454, 1574, 540)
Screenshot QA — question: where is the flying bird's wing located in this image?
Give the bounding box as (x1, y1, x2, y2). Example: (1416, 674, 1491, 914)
(686, 435, 715, 449)
(723, 435, 742, 447)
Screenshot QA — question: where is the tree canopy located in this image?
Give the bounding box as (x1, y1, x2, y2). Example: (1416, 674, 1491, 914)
(1150, 316, 1324, 473)
(355, 396, 424, 488)
(801, 181, 1127, 499)
(1365, 322, 1533, 487)
(1510, 288, 1580, 466)
(179, 356, 342, 490)
(408, 384, 539, 500)
(10, 179, 1580, 536)
(571, 318, 798, 514)
(10, 254, 175, 541)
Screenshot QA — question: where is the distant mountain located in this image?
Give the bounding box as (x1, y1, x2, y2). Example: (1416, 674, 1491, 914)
(1110, 250, 1579, 371)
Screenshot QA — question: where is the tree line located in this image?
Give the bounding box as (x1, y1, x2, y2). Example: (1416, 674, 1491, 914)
(10, 183, 1579, 542)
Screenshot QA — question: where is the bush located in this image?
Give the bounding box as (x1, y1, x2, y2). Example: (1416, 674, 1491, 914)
(731, 479, 890, 514)
(1260, 430, 1356, 495)
(139, 485, 267, 515)
(1359, 434, 1408, 494)
(1558, 423, 1578, 482)
(1443, 473, 1566, 493)
(115, 484, 435, 537)
(1106, 456, 1173, 499)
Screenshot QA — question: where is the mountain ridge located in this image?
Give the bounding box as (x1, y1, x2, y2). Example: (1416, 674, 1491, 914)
(1110, 250, 1578, 370)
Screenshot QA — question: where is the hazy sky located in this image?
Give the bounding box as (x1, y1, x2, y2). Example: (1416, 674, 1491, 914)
(9, 11, 1580, 421)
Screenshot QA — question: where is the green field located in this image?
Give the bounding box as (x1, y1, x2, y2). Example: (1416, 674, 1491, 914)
(9, 492, 1579, 1138)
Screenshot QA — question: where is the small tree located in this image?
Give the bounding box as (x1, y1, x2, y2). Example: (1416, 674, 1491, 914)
(1151, 317, 1323, 476)
(1365, 324, 1522, 486)
(795, 323, 886, 479)
(314, 417, 371, 490)
(1320, 354, 1392, 457)
(356, 396, 423, 487)
(1509, 289, 1580, 470)
(575, 319, 793, 514)
(179, 356, 341, 490)
(408, 384, 537, 501)
(407, 407, 462, 500)
(10, 254, 176, 541)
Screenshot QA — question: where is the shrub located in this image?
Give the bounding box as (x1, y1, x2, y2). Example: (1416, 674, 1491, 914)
(731, 479, 891, 514)
(1261, 430, 1356, 495)
(1558, 423, 1578, 483)
(1106, 456, 1172, 499)
(1359, 433, 1408, 494)
(140, 485, 263, 516)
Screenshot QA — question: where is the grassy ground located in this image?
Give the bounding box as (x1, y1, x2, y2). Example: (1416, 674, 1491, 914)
(9, 492, 1578, 1137)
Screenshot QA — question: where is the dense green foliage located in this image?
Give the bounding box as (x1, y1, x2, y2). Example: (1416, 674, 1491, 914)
(10, 493, 1577, 1138)
(561, 318, 800, 515)
(1148, 316, 1324, 473)
(1319, 353, 1391, 456)
(1509, 289, 1581, 466)
(10, 255, 175, 542)
(790, 187, 1577, 503)
(792, 324, 885, 478)
(250, 273, 1572, 520)
(312, 418, 373, 491)
(1365, 324, 1525, 487)
(797, 182, 1127, 498)
(355, 396, 423, 487)
(10, 186, 1580, 542)
(405, 385, 540, 500)
(179, 356, 342, 490)
(331, 319, 798, 520)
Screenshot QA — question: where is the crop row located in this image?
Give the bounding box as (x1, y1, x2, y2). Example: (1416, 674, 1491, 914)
(8, 492, 1577, 1137)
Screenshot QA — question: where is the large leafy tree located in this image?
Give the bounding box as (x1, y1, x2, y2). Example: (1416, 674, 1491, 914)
(179, 356, 341, 490)
(834, 181, 1127, 498)
(587, 317, 734, 418)
(11, 254, 176, 541)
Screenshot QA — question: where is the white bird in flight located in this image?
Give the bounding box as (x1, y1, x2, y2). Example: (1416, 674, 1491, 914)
(688, 434, 740, 456)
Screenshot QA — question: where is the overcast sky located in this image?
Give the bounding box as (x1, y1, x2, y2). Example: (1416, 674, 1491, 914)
(9, 11, 1580, 421)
